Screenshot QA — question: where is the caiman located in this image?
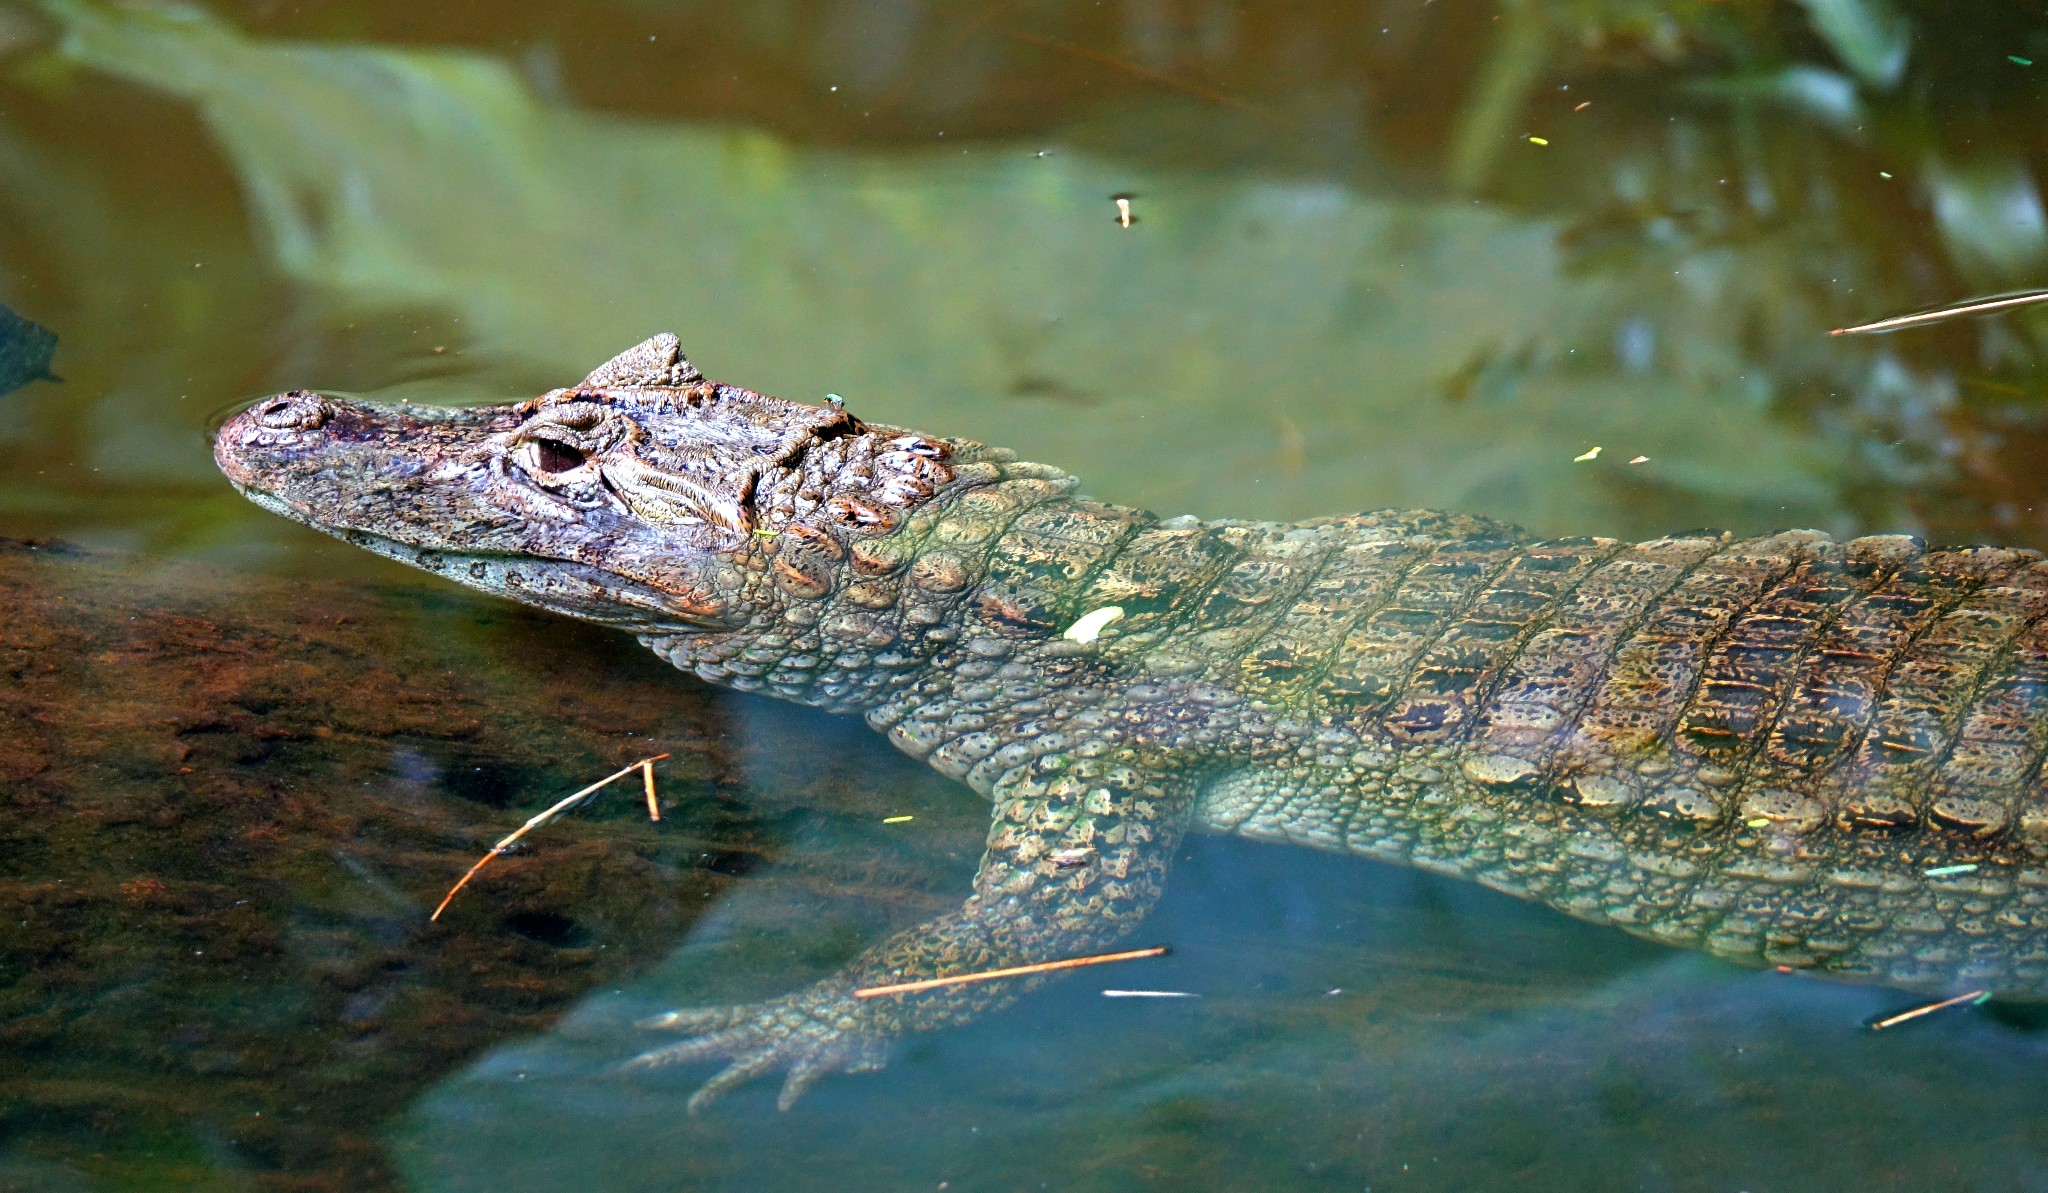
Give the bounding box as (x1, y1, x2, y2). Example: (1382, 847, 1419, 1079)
(214, 334, 2048, 1111)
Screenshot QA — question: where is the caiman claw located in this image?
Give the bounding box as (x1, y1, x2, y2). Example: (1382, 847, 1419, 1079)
(628, 993, 891, 1113)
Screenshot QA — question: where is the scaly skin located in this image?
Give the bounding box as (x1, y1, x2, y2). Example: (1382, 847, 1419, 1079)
(215, 334, 2048, 1110)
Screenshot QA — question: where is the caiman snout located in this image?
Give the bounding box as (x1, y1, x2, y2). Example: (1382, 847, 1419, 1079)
(249, 390, 331, 431)
(214, 390, 342, 491)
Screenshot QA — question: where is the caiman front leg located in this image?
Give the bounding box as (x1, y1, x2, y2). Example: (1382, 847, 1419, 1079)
(630, 755, 1196, 1113)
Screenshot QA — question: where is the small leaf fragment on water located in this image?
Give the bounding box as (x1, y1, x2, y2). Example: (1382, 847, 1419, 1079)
(1573, 446, 1601, 462)
(1063, 605, 1126, 642)
(1628, 455, 1649, 465)
(1923, 863, 1978, 877)
(882, 815, 915, 824)
(1527, 135, 1549, 146)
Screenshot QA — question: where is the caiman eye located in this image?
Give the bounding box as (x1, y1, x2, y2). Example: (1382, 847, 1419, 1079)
(520, 438, 588, 475)
(536, 440, 585, 472)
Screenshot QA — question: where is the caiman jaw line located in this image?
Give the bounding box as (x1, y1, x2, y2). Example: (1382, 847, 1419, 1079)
(229, 481, 702, 631)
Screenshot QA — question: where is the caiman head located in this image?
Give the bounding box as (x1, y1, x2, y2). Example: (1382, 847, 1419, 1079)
(214, 334, 958, 635)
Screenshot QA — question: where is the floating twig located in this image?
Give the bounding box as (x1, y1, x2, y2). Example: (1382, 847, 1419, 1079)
(852, 946, 1168, 998)
(642, 759, 661, 822)
(431, 753, 670, 921)
(1831, 289, 2048, 336)
(1869, 989, 1991, 1031)
(1101, 989, 1199, 998)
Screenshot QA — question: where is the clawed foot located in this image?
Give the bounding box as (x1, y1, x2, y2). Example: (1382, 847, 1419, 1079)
(628, 993, 891, 1113)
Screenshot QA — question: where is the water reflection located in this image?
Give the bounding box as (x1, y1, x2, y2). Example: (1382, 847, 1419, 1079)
(5, 0, 2048, 1189)
(12, 0, 2048, 560)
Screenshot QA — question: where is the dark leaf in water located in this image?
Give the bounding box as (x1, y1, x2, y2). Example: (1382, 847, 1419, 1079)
(0, 303, 56, 397)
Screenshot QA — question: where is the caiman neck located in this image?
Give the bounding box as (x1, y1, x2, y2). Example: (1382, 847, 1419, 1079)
(640, 445, 1161, 715)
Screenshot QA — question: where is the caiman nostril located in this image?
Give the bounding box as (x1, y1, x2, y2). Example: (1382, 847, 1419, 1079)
(253, 390, 330, 431)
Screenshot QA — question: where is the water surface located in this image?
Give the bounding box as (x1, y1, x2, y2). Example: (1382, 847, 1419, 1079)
(5, 1, 2048, 1189)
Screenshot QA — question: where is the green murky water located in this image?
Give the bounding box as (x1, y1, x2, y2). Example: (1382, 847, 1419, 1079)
(6, 1, 2048, 1188)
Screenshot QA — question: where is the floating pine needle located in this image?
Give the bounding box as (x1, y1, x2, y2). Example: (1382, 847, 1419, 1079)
(642, 759, 661, 822)
(431, 753, 670, 921)
(1831, 288, 2048, 336)
(1101, 990, 1199, 998)
(882, 815, 915, 824)
(1870, 989, 1991, 1031)
(853, 946, 1168, 998)
(1923, 863, 1979, 878)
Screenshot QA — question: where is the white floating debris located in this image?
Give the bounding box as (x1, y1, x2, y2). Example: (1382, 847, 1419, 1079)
(1573, 446, 1602, 462)
(1869, 989, 1990, 1030)
(1101, 990, 1199, 998)
(1832, 288, 2048, 336)
(1063, 606, 1126, 643)
(1628, 455, 1650, 465)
